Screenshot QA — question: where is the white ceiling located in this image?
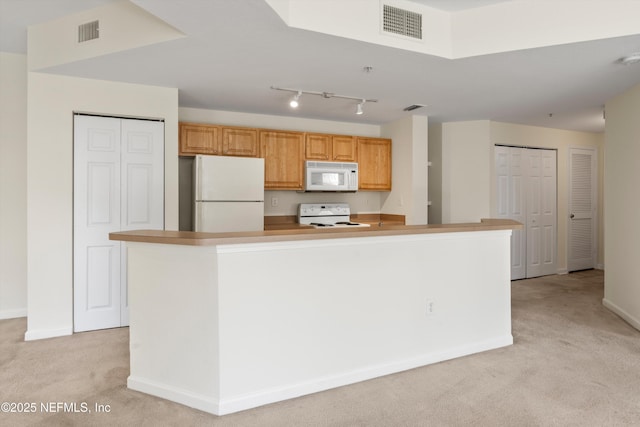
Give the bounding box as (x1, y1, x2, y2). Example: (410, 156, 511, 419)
(408, 0, 514, 11)
(1, 0, 640, 132)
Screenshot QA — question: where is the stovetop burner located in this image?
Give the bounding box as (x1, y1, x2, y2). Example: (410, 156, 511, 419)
(298, 203, 370, 228)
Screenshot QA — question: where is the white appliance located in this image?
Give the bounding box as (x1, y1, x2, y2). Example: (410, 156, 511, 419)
(298, 203, 370, 228)
(304, 161, 358, 192)
(194, 155, 265, 232)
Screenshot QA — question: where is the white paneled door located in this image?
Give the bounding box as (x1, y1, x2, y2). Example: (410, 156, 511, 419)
(568, 148, 597, 272)
(495, 146, 557, 279)
(74, 115, 164, 332)
(495, 147, 526, 279)
(526, 149, 557, 278)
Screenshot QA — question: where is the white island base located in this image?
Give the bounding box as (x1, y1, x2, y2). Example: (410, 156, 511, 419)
(117, 226, 515, 415)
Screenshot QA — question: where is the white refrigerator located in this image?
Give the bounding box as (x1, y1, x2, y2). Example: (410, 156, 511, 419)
(194, 155, 265, 232)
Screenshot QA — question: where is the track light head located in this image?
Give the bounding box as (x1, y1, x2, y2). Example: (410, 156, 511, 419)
(289, 91, 301, 108)
(356, 100, 365, 115)
(619, 52, 640, 65)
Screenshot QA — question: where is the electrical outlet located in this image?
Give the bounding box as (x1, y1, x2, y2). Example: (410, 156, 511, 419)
(271, 197, 278, 207)
(426, 299, 434, 317)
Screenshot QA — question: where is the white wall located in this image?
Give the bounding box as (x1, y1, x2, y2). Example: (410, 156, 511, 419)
(266, 0, 452, 58)
(266, 0, 640, 59)
(179, 107, 381, 140)
(0, 53, 27, 319)
(603, 83, 640, 331)
(451, 1, 640, 58)
(489, 121, 604, 272)
(381, 115, 429, 224)
(441, 120, 492, 223)
(436, 119, 604, 273)
(28, 0, 184, 71)
(26, 73, 178, 340)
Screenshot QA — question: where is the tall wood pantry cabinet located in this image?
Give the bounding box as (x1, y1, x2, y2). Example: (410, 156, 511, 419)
(357, 137, 392, 190)
(259, 130, 305, 190)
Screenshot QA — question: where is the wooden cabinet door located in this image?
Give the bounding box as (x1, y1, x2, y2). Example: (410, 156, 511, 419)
(222, 127, 259, 157)
(357, 137, 392, 190)
(260, 130, 304, 190)
(305, 133, 331, 160)
(179, 123, 220, 156)
(305, 134, 356, 161)
(332, 135, 356, 162)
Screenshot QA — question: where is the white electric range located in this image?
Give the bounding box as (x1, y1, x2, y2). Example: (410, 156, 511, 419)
(297, 203, 371, 228)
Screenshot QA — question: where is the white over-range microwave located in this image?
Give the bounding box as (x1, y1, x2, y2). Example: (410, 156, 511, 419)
(304, 161, 358, 192)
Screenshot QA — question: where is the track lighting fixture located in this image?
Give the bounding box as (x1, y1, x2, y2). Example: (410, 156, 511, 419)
(289, 91, 301, 108)
(271, 86, 377, 115)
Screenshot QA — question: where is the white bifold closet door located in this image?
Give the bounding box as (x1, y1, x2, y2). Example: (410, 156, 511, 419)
(496, 146, 557, 280)
(74, 115, 164, 332)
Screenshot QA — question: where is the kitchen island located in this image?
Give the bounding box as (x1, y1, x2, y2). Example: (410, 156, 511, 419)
(111, 219, 521, 415)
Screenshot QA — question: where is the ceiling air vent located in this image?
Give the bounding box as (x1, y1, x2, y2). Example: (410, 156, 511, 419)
(78, 20, 99, 43)
(403, 104, 425, 112)
(382, 4, 422, 40)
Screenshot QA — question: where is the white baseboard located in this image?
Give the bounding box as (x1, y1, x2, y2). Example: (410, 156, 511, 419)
(602, 298, 640, 331)
(0, 308, 27, 320)
(129, 334, 513, 416)
(24, 326, 73, 341)
(128, 376, 220, 415)
(596, 263, 604, 270)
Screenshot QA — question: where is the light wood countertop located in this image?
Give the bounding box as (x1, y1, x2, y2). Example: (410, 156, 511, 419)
(110, 219, 522, 246)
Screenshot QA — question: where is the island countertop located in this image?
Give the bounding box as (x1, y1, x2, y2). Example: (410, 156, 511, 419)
(110, 218, 522, 246)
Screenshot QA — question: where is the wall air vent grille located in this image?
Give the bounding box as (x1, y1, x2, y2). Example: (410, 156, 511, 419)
(78, 20, 99, 43)
(382, 4, 422, 40)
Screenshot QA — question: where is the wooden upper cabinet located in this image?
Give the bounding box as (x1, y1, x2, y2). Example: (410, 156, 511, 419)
(357, 137, 392, 191)
(260, 130, 305, 190)
(221, 126, 259, 157)
(332, 135, 357, 162)
(179, 122, 390, 191)
(305, 133, 332, 161)
(179, 123, 221, 156)
(305, 133, 357, 162)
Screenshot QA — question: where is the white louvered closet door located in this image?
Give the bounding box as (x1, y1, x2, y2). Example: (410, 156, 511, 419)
(568, 148, 597, 272)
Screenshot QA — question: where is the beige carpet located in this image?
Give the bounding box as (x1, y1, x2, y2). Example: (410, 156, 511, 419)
(1, 270, 639, 426)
